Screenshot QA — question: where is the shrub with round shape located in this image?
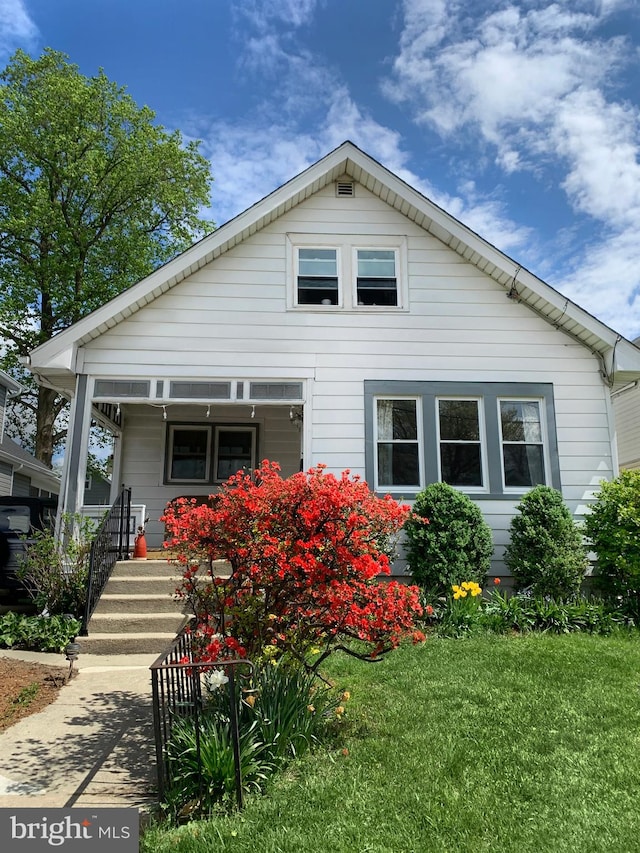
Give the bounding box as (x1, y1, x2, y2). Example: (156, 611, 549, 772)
(504, 485, 587, 599)
(403, 482, 493, 598)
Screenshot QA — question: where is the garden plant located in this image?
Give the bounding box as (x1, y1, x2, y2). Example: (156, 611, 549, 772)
(16, 512, 96, 617)
(403, 481, 493, 598)
(160, 461, 424, 816)
(504, 485, 588, 599)
(162, 460, 424, 671)
(584, 469, 640, 619)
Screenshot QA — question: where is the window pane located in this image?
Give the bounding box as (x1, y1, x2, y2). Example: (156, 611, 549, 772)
(298, 248, 337, 276)
(500, 401, 542, 442)
(171, 428, 209, 480)
(440, 444, 483, 487)
(357, 250, 395, 277)
(377, 444, 420, 487)
(503, 445, 545, 487)
(439, 400, 480, 440)
(377, 400, 417, 440)
(216, 429, 255, 480)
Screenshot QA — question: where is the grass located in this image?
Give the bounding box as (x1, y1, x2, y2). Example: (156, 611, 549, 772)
(141, 634, 640, 853)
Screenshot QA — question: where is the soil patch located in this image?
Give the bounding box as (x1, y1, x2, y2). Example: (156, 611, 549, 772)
(0, 657, 69, 732)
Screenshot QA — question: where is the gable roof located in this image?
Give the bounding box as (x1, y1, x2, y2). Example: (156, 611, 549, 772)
(0, 369, 21, 396)
(27, 140, 640, 387)
(0, 435, 60, 493)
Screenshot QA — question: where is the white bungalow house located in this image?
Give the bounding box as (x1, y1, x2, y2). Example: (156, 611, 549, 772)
(24, 141, 640, 578)
(0, 369, 60, 498)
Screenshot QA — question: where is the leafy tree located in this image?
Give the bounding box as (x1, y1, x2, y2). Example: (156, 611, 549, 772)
(0, 48, 213, 466)
(161, 461, 424, 671)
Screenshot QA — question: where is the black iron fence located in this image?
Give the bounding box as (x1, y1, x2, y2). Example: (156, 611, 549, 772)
(81, 485, 131, 634)
(150, 622, 254, 810)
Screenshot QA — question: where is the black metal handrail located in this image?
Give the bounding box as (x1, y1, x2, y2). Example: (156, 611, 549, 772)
(80, 485, 131, 635)
(150, 622, 254, 810)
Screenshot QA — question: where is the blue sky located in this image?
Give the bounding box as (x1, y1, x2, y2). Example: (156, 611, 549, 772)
(3, 0, 640, 338)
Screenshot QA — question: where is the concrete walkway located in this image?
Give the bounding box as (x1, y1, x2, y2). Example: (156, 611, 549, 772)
(0, 650, 159, 812)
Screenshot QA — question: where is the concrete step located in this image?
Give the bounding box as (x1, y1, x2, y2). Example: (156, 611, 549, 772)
(87, 612, 187, 635)
(77, 631, 185, 656)
(109, 559, 231, 579)
(110, 559, 176, 578)
(104, 576, 181, 595)
(93, 593, 185, 615)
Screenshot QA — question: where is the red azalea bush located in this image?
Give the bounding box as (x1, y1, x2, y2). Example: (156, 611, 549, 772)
(161, 460, 423, 671)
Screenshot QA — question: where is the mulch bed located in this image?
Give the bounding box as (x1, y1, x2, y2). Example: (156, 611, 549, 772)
(0, 657, 70, 732)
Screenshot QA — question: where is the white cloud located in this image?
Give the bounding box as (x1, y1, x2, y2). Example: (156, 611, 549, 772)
(0, 0, 38, 63)
(384, 0, 640, 336)
(558, 228, 640, 338)
(189, 0, 531, 266)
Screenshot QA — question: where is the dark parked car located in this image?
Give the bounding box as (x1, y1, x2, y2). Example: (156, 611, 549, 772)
(0, 497, 58, 595)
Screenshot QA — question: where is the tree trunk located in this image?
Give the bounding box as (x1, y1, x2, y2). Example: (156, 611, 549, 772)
(34, 385, 58, 468)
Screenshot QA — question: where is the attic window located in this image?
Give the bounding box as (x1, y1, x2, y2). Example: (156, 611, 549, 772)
(94, 380, 150, 398)
(335, 181, 355, 197)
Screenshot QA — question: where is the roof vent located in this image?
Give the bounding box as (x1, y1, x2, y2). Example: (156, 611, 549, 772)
(335, 181, 355, 197)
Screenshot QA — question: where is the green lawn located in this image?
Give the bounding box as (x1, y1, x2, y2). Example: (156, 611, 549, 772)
(142, 634, 640, 853)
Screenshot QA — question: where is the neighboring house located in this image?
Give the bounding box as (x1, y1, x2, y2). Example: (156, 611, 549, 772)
(25, 142, 640, 577)
(0, 369, 60, 498)
(611, 336, 640, 470)
(83, 470, 112, 505)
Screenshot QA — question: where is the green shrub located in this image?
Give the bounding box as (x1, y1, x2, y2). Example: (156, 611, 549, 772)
(403, 482, 493, 597)
(504, 485, 587, 599)
(583, 470, 640, 618)
(17, 513, 95, 617)
(0, 612, 81, 652)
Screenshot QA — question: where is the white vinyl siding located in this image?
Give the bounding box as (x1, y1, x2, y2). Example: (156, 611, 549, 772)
(81, 181, 614, 572)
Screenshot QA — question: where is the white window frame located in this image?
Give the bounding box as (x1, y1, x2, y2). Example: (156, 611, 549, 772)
(213, 425, 258, 483)
(353, 247, 400, 308)
(436, 397, 488, 493)
(166, 424, 212, 484)
(373, 396, 423, 492)
(287, 234, 407, 311)
(290, 241, 342, 308)
(497, 397, 548, 493)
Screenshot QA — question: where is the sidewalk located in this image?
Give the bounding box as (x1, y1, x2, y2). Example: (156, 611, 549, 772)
(0, 650, 159, 812)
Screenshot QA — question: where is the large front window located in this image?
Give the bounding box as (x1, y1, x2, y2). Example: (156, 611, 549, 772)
(365, 382, 559, 498)
(375, 398, 421, 489)
(166, 424, 257, 484)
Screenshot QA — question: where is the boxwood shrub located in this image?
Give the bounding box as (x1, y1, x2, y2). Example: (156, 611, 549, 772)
(403, 482, 493, 598)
